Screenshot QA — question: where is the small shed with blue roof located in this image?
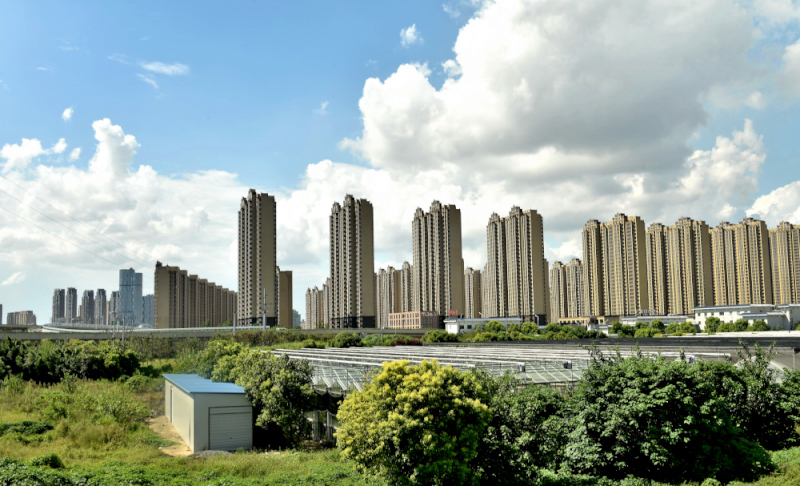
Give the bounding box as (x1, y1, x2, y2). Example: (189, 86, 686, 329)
(163, 374, 253, 453)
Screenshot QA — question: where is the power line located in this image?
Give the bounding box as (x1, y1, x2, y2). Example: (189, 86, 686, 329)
(0, 174, 154, 262)
(0, 203, 142, 270)
(0, 187, 151, 268)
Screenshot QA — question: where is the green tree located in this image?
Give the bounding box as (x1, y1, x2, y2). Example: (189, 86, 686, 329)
(336, 360, 491, 486)
(650, 319, 665, 331)
(472, 370, 568, 484)
(231, 351, 316, 445)
(521, 322, 539, 334)
(422, 330, 459, 343)
(484, 321, 505, 333)
(192, 340, 245, 379)
(332, 332, 363, 348)
(747, 320, 770, 332)
(705, 316, 721, 333)
(564, 347, 773, 483)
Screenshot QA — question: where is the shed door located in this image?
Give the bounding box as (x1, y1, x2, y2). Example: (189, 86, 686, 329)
(208, 406, 252, 451)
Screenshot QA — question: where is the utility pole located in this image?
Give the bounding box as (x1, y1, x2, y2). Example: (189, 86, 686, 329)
(233, 312, 237, 340)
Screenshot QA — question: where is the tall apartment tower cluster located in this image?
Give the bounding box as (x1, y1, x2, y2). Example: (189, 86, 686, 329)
(328, 195, 375, 328)
(411, 201, 464, 322)
(154, 262, 237, 329)
(770, 221, 800, 304)
(711, 218, 773, 306)
(376, 266, 402, 328)
(483, 207, 549, 323)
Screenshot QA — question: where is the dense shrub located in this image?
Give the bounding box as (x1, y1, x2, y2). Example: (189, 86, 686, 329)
(0, 420, 53, 436)
(747, 319, 771, 332)
(665, 321, 697, 335)
(28, 453, 64, 469)
(0, 338, 139, 383)
(564, 347, 773, 483)
(422, 330, 458, 343)
(705, 316, 721, 332)
(717, 319, 749, 333)
(389, 337, 423, 346)
(611, 322, 635, 337)
(332, 332, 363, 348)
(337, 360, 491, 486)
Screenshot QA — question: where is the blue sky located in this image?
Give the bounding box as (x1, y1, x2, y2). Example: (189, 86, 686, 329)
(3, 0, 800, 323)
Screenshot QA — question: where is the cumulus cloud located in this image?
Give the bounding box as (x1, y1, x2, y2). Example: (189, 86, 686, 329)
(139, 61, 190, 76)
(62, 108, 73, 121)
(69, 147, 81, 161)
(748, 181, 800, 224)
(314, 101, 329, 114)
(400, 24, 423, 47)
(1, 138, 68, 173)
(1, 271, 25, 286)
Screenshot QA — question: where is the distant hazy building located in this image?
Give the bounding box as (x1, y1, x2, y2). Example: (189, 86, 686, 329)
(376, 266, 402, 328)
(107, 291, 120, 325)
(564, 258, 586, 318)
(411, 201, 464, 321)
(305, 287, 323, 329)
(400, 261, 413, 312)
(770, 221, 800, 305)
(142, 294, 154, 327)
(464, 268, 482, 319)
(66, 287, 78, 323)
(277, 267, 292, 328)
(711, 218, 773, 306)
(52, 289, 65, 323)
(95, 289, 107, 326)
(329, 195, 375, 328)
(81, 290, 94, 325)
(238, 189, 277, 326)
(292, 309, 301, 328)
(154, 262, 237, 329)
(120, 268, 143, 326)
(7, 311, 36, 325)
(550, 262, 567, 323)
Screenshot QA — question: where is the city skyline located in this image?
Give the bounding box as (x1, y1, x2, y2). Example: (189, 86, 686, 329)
(5, 1, 800, 322)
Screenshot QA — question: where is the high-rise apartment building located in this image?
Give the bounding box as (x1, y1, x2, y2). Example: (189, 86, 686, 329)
(142, 294, 154, 327)
(464, 267, 482, 319)
(120, 268, 143, 326)
(564, 258, 586, 318)
(550, 258, 586, 321)
(376, 266, 402, 328)
(645, 223, 669, 315)
(6, 311, 36, 325)
(665, 218, 713, 314)
(65, 287, 78, 323)
(154, 262, 237, 329)
(711, 218, 773, 306)
(305, 286, 323, 329)
(483, 207, 549, 323)
(81, 290, 94, 325)
(550, 261, 567, 322)
(238, 189, 277, 326)
(94, 289, 107, 326)
(329, 195, 375, 328)
(277, 267, 292, 328)
(770, 221, 800, 305)
(483, 213, 508, 318)
(107, 291, 120, 325)
(600, 213, 648, 316)
(582, 220, 604, 317)
(400, 262, 413, 312)
(411, 201, 464, 320)
(52, 289, 65, 323)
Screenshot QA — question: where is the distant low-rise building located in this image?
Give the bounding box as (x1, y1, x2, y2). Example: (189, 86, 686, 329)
(693, 304, 800, 330)
(387, 311, 439, 329)
(7, 311, 36, 326)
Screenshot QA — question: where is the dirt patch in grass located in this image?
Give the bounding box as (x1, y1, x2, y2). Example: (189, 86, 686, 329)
(147, 415, 192, 457)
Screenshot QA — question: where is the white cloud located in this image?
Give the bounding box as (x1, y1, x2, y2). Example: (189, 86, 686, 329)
(137, 74, 159, 89)
(51, 138, 67, 155)
(748, 181, 800, 224)
(62, 107, 73, 121)
(410, 62, 432, 77)
(442, 59, 462, 77)
(745, 91, 766, 109)
(108, 53, 130, 65)
(314, 101, 329, 114)
(1, 139, 46, 173)
(139, 61, 190, 76)
(37, 67, 53, 72)
(400, 24, 423, 47)
(69, 147, 81, 161)
(1, 271, 25, 286)
(443, 3, 461, 18)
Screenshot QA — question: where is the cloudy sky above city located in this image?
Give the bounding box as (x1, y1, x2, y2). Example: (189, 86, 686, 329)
(3, 0, 800, 321)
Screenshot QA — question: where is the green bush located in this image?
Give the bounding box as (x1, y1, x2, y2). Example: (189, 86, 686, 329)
(718, 319, 748, 333)
(28, 453, 64, 469)
(332, 332, 363, 348)
(705, 316, 721, 333)
(564, 347, 773, 483)
(611, 322, 635, 337)
(484, 321, 505, 333)
(0, 420, 53, 437)
(422, 330, 458, 343)
(747, 320, 770, 332)
(92, 390, 150, 427)
(337, 360, 491, 486)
